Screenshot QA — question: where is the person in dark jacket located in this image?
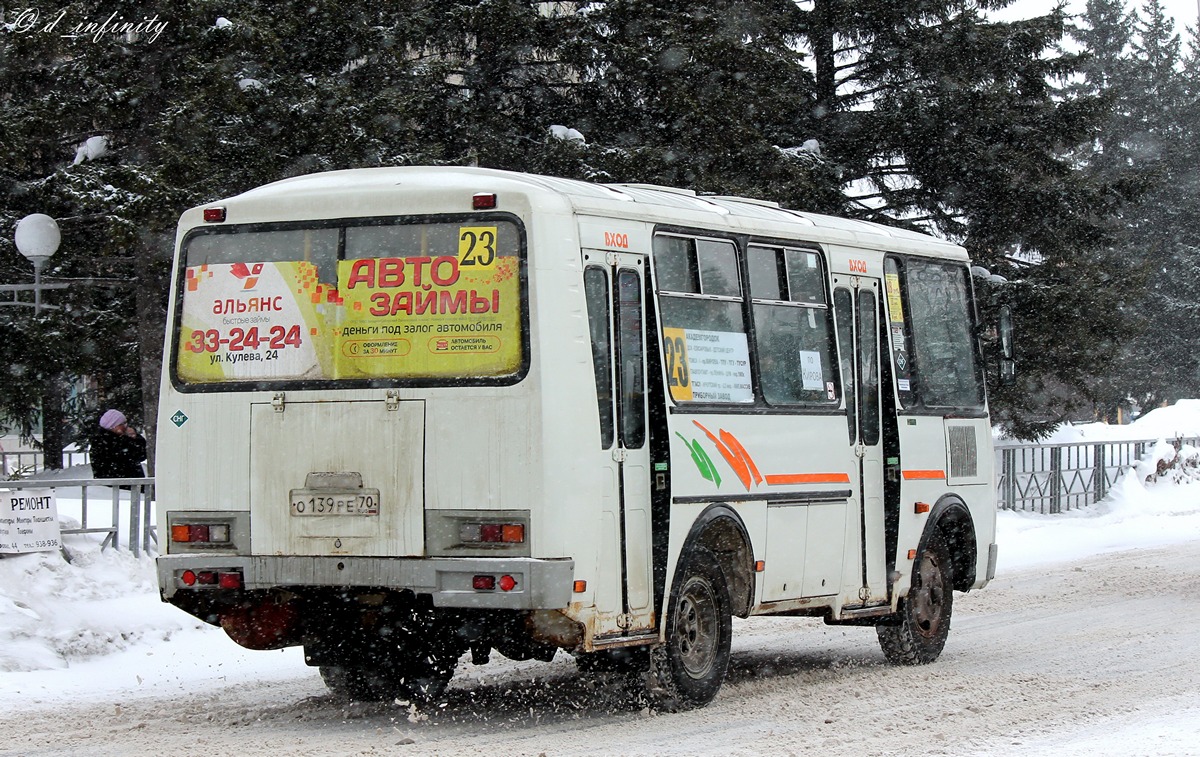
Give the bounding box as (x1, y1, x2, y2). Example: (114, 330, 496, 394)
(90, 409, 147, 479)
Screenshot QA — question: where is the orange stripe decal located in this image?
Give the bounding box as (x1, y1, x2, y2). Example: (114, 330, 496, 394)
(692, 421, 752, 490)
(764, 473, 851, 485)
(902, 469, 946, 480)
(720, 429, 763, 486)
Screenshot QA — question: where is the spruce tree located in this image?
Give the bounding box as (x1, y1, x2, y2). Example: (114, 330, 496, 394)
(1115, 1, 1200, 410)
(558, 0, 840, 208)
(797, 1, 1129, 436)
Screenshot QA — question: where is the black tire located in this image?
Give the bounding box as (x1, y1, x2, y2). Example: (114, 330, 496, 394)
(319, 665, 395, 702)
(575, 646, 650, 674)
(877, 528, 954, 665)
(649, 547, 732, 710)
(393, 649, 457, 703)
(319, 652, 456, 703)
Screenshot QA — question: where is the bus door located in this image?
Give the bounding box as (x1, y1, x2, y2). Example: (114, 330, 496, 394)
(583, 251, 656, 636)
(834, 277, 890, 606)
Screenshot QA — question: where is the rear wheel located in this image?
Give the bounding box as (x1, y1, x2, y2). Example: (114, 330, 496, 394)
(649, 547, 732, 710)
(575, 646, 649, 674)
(393, 648, 457, 702)
(319, 665, 394, 702)
(877, 528, 954, 665)
(318, 648, 457, 703)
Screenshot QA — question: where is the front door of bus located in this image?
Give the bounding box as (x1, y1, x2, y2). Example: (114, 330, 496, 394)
(834, 277, 889, 604)
(583, 251, 656, 636)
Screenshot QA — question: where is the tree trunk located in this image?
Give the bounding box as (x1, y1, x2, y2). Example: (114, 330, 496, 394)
(39, 375, 65, 470)
(135, 235, 171, 476)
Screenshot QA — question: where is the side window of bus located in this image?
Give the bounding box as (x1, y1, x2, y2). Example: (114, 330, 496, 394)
(584, 267, 615, 449)
(747, 246, 837, 405)
(889, 257, 985, 410)
(834, 288, 856, 442)
(616, 269, 646, 449)
(653, 235, 753, 404)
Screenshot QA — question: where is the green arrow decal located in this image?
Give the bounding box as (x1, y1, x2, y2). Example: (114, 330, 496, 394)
(677, 432, 721, 488)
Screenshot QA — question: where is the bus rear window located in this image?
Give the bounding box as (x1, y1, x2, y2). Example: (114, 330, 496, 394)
(175, 219, 524, 385)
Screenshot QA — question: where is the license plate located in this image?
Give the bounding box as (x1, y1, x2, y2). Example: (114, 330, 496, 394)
(289, 489, 380, 516)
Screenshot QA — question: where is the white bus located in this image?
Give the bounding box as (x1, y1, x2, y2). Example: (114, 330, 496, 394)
(155, 166, 998, 708)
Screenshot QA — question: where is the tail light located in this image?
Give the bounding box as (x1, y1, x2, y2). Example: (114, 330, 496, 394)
(171, 522, 231, 543)
(178, 569, 242, 590)
(425, 510, 530, 557)
(168, 514, 240, 551)
(459, 522, 525, 544)
(471, 574, 518, 592)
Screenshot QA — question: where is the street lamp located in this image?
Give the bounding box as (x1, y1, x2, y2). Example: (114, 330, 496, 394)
(4, 213, 68, 312)
(4, 214, 71, 470)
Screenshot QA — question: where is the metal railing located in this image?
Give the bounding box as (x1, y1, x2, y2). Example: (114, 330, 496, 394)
(0, 437, 1182, 555)
(0, 477, 156, 557)
(2, 449, 90, 478)
(995, 437, 1198, 513)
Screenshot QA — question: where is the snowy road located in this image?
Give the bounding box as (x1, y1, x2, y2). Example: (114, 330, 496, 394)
(3, 540, 1199, 756)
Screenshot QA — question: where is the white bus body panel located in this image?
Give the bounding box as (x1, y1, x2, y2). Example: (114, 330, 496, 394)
(156, 167, 997, 654)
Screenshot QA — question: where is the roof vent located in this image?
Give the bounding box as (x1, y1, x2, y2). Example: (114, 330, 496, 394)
(608, 183, 698, 197)
(706, 195, 782, 209)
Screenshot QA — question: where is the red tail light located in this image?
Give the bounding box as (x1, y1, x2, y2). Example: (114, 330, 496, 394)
(472, 575, 496, 591)
(218, 572, 243, 589)
(460, 521, 526, 544)
(171, 521, 232, 544)
(480, 524, 503, 542)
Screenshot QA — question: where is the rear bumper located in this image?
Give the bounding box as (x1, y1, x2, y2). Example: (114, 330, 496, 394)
(157, 554, 574, 610)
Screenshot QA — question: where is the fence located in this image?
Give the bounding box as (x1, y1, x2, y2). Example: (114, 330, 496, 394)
(0, 437, 1187, 555)
(1, 449, 90, 478)
(0, 477, 156, 557)
(996, 436, 1199, 513)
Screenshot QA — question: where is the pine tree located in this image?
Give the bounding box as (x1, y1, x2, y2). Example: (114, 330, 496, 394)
(1069, 0, 1200, 415)
(1118, 1, 1200, 409)
(0, 2, 442, 466)
(557, 0, 840, 208)
(796, 1, 1130, 436)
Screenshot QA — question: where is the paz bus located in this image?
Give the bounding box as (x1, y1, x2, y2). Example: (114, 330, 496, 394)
(155, 166, 998, 708)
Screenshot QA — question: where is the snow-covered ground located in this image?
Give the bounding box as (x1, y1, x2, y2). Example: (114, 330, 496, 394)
(2, 405, 1200, 754)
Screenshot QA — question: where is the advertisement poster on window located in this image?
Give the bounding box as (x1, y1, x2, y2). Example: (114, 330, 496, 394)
(176, 223, 522, 383)
(663, 327, 753, 403)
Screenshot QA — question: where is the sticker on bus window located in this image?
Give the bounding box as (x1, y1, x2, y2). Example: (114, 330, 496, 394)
(457, 226, 498, 269)
(663, 327, 752, 403)
(885, 272, 905, 323)
(799, 350, 824, 391)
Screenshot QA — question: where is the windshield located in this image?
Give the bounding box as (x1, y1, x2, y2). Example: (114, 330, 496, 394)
(174, 218, 524, 386)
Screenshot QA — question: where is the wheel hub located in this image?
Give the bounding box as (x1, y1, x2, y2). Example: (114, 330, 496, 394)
(911, 551, 946, 637)
(676, 577, 718, 678)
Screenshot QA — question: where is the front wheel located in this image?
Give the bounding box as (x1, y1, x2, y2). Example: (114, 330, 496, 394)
(877, 528, 954, 665)
(649, 547, 732, 710)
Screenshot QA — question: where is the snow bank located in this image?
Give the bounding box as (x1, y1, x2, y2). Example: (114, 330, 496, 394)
(997, 448, 1200, 571)
(0, 534, 200, 673)
(1009, 399, 1200, 445)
